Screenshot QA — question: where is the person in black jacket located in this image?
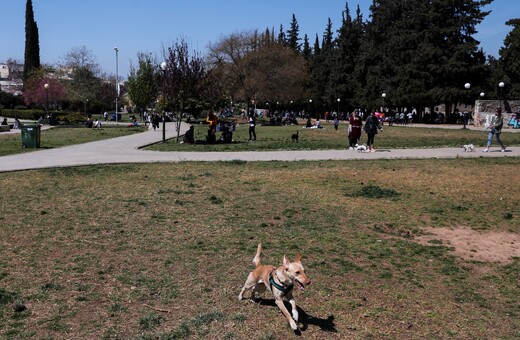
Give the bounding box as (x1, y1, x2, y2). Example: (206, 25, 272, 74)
(364, 111, 382, 152)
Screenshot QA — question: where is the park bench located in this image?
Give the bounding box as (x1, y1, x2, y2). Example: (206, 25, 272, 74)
(0, 125, 11, 132)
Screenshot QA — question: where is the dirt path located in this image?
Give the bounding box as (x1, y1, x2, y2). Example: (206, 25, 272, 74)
(415, 227, 520, 263)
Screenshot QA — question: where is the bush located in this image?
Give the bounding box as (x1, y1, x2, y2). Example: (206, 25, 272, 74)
(1, 109, 44, 120)
(0, 109, 86, 124)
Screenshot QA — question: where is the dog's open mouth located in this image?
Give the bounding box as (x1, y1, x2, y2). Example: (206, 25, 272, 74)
(295, 279, 305, 291)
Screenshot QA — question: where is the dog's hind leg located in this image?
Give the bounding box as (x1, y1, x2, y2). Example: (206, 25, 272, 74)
(238, 272, 257, 301)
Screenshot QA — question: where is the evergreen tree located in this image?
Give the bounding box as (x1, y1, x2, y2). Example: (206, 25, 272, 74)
(332, 2, 365, 110)
(23, 0, 41, 81)
(302, 34, 312, 60)
(313, 34, 321, 55)
(426, 0, 491, 113)
(355, 0, 491, 114)
(278, 24, 286, 46)
(310, 19, 336, 115)
(499, 19, 520, 99)
(322, 18, 334, 51)
(287, 14, 301, 52)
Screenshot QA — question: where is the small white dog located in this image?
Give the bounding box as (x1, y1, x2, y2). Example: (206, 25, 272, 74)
(355, 144, 367, 152)
(463, 144, 475, 152)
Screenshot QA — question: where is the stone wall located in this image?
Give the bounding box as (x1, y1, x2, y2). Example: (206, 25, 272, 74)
(473, 100, 519, 127)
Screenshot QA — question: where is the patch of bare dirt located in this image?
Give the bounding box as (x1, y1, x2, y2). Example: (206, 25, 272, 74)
(415, 227, 520, 263)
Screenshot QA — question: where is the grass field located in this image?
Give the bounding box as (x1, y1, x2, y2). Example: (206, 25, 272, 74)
(0, 126, 148, 157)
(147, 120, 520, 152)
(0, 159, 518, 339)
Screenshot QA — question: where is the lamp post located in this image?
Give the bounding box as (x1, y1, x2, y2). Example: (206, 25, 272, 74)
(381, 92, 386, 112)
(309, 99, 313, 118)
(160, 61, 167, 142)
(463, 83, 471, 129)
(114, 47, 119, 123)
(337, 98, 340, 116)
(498, 81, 505, 111)
(44, 83, 49, 116)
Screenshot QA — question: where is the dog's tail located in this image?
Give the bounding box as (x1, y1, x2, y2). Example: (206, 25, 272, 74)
(252, 243, 262, 267)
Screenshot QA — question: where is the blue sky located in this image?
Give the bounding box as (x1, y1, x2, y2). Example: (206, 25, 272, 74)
(2, 0, 519, 78)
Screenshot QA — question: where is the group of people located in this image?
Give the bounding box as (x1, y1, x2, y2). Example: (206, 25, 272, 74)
(347, 110, 382, 152)
(85, 117, 102, 129)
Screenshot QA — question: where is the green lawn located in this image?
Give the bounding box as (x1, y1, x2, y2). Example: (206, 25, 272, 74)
(0, 159, 518, 339)
(0, 125, 148, 157)
(147, 120, 520, 151)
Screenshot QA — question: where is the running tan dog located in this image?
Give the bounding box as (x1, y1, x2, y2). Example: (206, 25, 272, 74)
(238, 243, 311, 330)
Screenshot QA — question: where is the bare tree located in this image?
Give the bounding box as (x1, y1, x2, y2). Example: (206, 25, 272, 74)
(208, 30, 309, 115)
(207, 31, 260, 113)
(161, 38, 208, 142)
(58, 46, 103, 112)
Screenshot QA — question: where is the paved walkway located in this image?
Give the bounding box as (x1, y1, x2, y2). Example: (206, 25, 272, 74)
(0, 121, 518, 173)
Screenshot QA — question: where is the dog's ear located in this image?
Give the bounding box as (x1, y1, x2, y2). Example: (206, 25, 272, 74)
(294, 253, 302, 262)
(283, 255, 291, 269)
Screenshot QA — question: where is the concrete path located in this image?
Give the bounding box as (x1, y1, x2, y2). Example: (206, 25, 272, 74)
(0, 121, 518, 173)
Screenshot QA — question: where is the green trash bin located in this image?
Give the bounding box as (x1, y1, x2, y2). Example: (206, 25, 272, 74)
(21, 124, 41, 148)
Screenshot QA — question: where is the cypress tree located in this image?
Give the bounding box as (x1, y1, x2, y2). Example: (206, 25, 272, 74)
(24, 0, 41, 81)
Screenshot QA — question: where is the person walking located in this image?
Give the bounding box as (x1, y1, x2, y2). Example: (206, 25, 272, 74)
(248, 112, 257, 141)
(364, 111, 382, 152)
(348, 110, 362, 150)
(483, 108, 506, 152)
(151, 112, 160, 131)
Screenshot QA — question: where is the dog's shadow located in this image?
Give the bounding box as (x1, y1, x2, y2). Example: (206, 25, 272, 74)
(255, 298, 337, 334)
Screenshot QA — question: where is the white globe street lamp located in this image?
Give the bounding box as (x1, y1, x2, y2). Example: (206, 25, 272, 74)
(114, 47, 119, 123)
(160, 61, 168, 142)
(44, 83, 49, 115)
(463, 84, 472, 129)
(498, 81, 505, 110)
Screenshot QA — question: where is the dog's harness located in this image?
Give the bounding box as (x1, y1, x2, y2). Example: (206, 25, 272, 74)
(269, 271, 293, 295)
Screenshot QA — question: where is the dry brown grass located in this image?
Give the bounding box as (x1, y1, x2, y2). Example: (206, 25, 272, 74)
(0, 159, 519, 339)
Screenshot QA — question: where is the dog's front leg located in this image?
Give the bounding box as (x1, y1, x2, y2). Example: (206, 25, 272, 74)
(288, 298, 298, 322)
(285, 291, 299, 322)
(275, 298, 298, 330)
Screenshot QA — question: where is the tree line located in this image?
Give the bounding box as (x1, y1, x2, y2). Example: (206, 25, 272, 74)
(129, 0, 520, 120)
(8, 0, 520, 121)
